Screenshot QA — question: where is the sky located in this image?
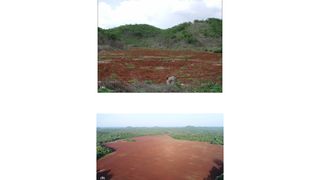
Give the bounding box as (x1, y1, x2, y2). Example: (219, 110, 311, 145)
(98, 0, 222, 29)
(97, 114, 223, 127)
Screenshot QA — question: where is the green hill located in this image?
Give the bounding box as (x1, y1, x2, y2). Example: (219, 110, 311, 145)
(98, 18, 222, 52)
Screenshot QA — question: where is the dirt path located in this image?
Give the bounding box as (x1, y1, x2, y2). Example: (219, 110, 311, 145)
(97, 135, 223, 180)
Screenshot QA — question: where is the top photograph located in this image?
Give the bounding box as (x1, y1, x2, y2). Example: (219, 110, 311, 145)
(98, 0, 222, 93)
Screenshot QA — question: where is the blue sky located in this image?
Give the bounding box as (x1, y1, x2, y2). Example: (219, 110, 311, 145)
(98, 0, 222, 29)
(97, 114, 223, 127)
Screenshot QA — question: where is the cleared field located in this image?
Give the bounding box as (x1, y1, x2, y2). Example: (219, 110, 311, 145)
(97, 135, 223, 180)
(98, 48, 222, 92)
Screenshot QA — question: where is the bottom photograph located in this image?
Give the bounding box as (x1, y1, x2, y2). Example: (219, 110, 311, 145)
(96, 114, 224, 180)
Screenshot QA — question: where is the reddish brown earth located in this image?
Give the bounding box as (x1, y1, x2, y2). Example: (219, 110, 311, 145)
(97, 135, 223, 180)
(98, 48, 222, 85)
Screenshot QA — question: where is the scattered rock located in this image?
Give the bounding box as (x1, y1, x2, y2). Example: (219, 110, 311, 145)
(166, 76, 176, 85)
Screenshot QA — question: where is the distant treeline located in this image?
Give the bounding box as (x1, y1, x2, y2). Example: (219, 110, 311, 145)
(97, 126, 223, 144)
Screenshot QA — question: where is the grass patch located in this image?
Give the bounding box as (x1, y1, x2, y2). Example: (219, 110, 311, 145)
(195, 82, 222, 92)
(98, 87, 113, 92)
(98, 79, 222, 93)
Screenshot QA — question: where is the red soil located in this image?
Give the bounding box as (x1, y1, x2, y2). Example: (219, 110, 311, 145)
(97, 135, 223, 180)
(98, 48, 222, 85)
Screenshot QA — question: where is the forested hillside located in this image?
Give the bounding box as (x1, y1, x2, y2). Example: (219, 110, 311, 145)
(98, 18, 222, 52)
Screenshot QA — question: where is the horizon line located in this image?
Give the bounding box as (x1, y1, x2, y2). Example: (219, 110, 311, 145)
(97, 126, 224, 128)
(99, 17, 222, 30)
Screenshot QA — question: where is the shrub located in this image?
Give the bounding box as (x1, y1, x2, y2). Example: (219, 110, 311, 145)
(106, 32, 119, 41)
(214, 48, 223, 53)
(97, 144, 114, 159)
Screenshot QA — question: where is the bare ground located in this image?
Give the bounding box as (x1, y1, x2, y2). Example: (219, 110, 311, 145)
(97, 135, 223, 180)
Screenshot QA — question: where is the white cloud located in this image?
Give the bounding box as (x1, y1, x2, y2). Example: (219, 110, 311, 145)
(203, 0, 222, 8)
(98, 0, 222, 29)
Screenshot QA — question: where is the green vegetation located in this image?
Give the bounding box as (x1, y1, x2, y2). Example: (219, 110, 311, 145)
(168, 126, 223, 145)
(98, 24, 161, 47)
(171, 133, 223, 145)
(195, 82, 222, 92)
(144, 80, 153, 84)
(110, 73, 118, 80)
(163, 22, 200, 45)
(128, 79, 139, 84)
(98, 87, 113, 93)
(203, 18, 222, 38)
(97, 143, 114, 160)
(98, 79, 222, 93)
(97, 127, 160, 143)
(98, 18, 222, 51)
(97, 127, 223, 145)
(124, 138, 136, 142)
(213, 47, 223, 53)
(216, 174, 223, 180)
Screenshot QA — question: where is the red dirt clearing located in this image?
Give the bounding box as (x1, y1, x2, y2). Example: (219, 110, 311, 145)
(98, 48, 222, 85)
(97, 135, 223, 180)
